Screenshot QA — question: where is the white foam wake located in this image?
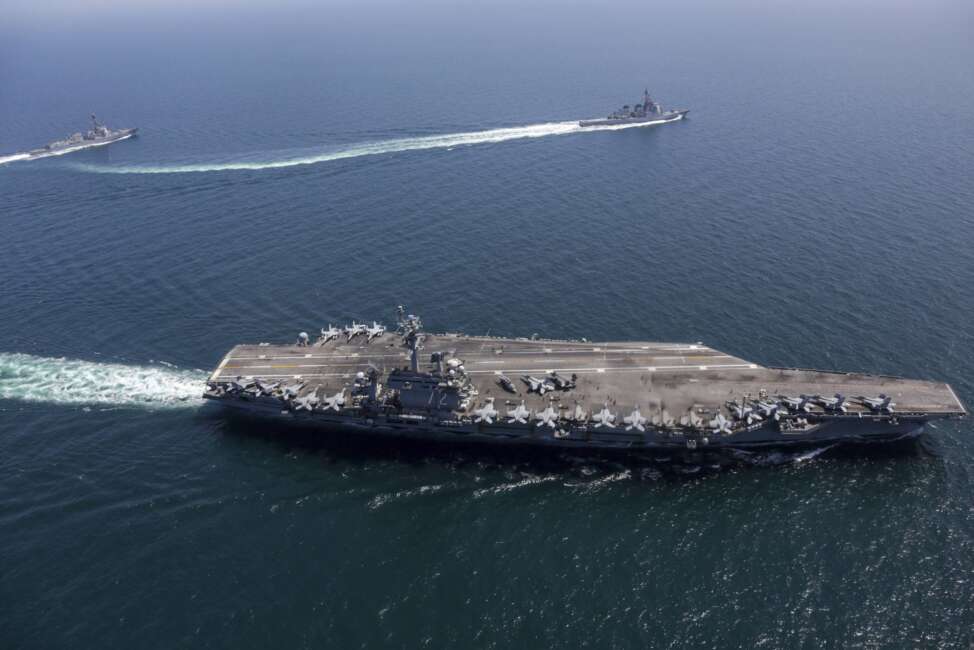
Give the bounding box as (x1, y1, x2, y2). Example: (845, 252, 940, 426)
(0, 153, 31, 166)
(0, 353, 207, 408)
(76, 116, 682, 174)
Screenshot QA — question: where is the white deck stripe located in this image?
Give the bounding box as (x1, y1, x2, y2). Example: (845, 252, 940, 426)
(218, 363, 759, 380)
(226, 352, 735, 364)
(224, 353, 738, 370)
(223, 358, 745, 372)
(226, 345, 714, 361)
(466, 364, 757, 375)
(945, 383, 968, 414)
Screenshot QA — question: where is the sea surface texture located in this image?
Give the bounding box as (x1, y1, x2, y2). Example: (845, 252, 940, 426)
(2, 2, 973, 647)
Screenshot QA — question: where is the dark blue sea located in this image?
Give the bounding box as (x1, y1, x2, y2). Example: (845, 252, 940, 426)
(2, 2, 974, 647)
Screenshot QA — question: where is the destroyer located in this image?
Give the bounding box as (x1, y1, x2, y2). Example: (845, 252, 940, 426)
(23, 115, 137, 160)
(579, 89, 688, 128)
(204, 307, 965, 452)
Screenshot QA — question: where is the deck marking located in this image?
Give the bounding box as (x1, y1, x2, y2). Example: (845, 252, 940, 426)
(946, 383, 968, 414)
(226, 345, 714, 361)
(222, 362, 760, 375)
(230, 353, 409, 361)
(221, 363, 760, 380)
(209, 354, 231, 381)
(229, 354, 649, 363)
(223, 354, 738, 370)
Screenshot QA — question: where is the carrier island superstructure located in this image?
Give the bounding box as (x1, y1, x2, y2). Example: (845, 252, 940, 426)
(204, 308, 965, 452)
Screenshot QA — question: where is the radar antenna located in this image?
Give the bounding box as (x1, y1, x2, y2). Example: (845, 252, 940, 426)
(397, 305, 424, 372)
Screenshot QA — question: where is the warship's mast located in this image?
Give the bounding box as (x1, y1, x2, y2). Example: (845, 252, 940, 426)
(397, 305, 424, 372)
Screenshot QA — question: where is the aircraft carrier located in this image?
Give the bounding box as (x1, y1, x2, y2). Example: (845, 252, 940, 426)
(579, 89, 688, 128)
(204, 308, 965, 452)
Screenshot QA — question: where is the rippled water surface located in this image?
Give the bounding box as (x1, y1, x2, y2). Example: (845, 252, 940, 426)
(2, 2, 973, 647)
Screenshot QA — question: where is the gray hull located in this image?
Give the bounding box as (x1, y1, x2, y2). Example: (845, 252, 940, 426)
(26, 128, 138, 159)
(579, 109, 688, 128)
(211, 396, 928, 453)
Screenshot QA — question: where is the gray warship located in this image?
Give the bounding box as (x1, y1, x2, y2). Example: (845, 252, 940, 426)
(203, 307, 965, 453)
(25, 115, 137, 159)
(579, 89, 688, 127)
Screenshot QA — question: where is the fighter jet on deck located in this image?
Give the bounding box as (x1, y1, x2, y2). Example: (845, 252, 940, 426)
(859, 395, 895, 414)
(507, 401, 530, 424)
(344, 322, 367, 342)
(726, 400, 763, 425)
(752, 400, 782, 421)
(318, 325, 341, 345)
(293, 392, 319, 411)
(535, 405, 560, 428)
(474, 398, 499, 424)
(521, 375, 555, 395)
(497, 374, 518, 394)
(592, 404, 615, 428)
(321, 389, 346, 412)
(710, 413, 733, 435)
(365, 321, 386, 342)
(778, 395, 814, 413)
(280, 383, 305, 402)
(815, 393, 848, 413)
(624, 407, 647, 432)
(547, 372, 577, 391)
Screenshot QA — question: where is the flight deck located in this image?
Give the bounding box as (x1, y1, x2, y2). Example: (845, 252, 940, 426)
(205, 318, 964, 451)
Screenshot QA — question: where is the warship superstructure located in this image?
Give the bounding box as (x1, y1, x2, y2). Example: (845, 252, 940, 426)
(24, 115, 137, 159)
(204, 308, 965, 453)
(579, 90, 688, 128)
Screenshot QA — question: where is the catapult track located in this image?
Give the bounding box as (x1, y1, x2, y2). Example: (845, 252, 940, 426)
(205, 318, 965, 452)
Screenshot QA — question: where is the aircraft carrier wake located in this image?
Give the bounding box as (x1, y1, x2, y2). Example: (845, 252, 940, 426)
(205, 308, 965, 452)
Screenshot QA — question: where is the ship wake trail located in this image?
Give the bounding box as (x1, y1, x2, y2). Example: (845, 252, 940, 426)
(0, 153, 31, 166)
(73, 119, 673, 174)
(0, 353, 207, 409)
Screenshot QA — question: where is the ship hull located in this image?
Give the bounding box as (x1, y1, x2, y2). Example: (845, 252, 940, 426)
(205, 330, 964, 457)
(206, 393, 928, 453)
(26, 128, 138, 160)
(579, 109, 688, 128)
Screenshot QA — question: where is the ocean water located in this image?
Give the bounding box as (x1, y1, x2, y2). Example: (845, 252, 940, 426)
(2, 2, 974, 647)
